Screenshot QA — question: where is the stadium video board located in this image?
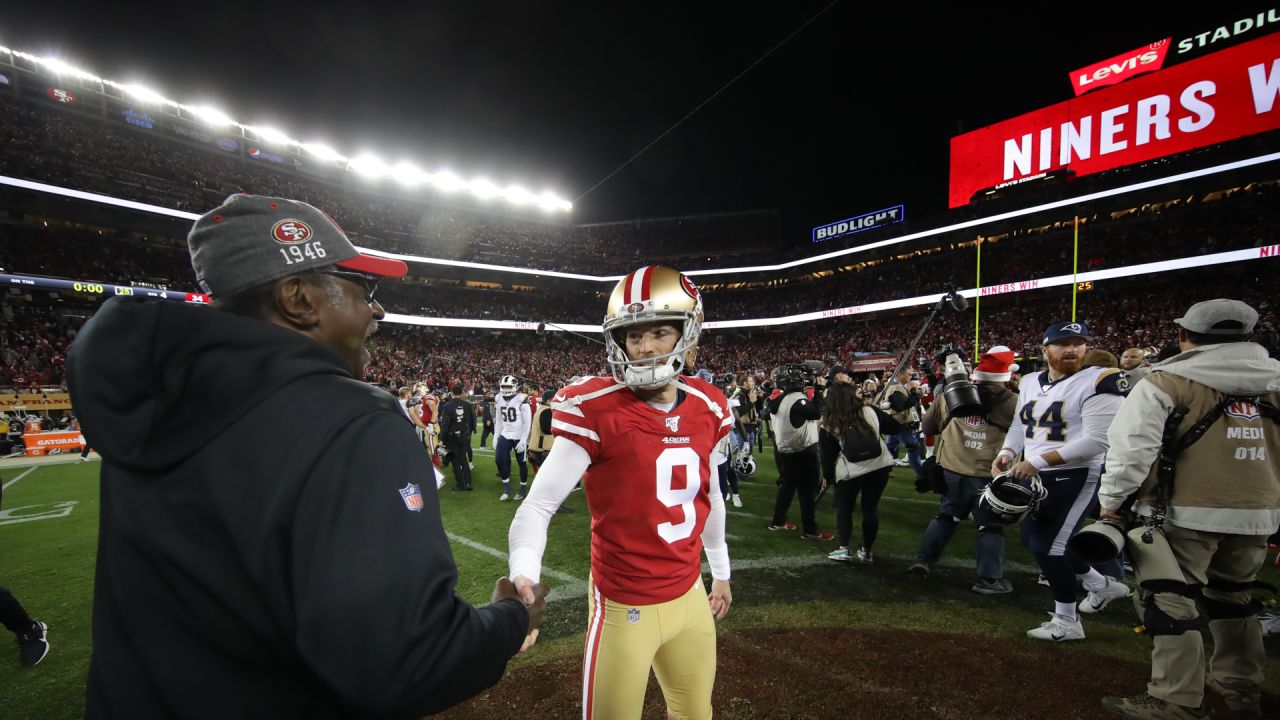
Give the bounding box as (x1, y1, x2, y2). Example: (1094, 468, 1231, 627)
(949, 31, 1280, 208)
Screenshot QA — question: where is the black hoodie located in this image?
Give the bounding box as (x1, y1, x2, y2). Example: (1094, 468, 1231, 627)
(69, 298, 527, 719)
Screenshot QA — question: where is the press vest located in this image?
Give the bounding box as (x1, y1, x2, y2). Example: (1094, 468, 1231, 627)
(775, 391, 818, 453)
(1137, 373, 1280, 512)
(932, 387, 1016, 478)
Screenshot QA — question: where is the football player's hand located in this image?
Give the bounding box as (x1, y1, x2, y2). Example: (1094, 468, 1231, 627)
(491, 436, 498, 450)
(1007, 459, 1040, 481)
(510, 575, 550, 652)
(708, 579, 732, 620)
(516, 440, 528, 455)
(991, 453, 1013, 477)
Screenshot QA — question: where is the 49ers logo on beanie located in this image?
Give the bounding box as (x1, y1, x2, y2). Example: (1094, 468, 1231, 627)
(973, 346, 1016, 382)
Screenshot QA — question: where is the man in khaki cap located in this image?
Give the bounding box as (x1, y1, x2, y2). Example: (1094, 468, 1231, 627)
(1098, 299, 1280, 720)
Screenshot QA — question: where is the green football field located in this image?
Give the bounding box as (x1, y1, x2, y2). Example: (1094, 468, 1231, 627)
(2, 438, 1277, 719)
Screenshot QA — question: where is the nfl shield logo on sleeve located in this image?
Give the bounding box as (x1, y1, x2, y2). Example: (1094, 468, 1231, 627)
(399, 483, 424, 512)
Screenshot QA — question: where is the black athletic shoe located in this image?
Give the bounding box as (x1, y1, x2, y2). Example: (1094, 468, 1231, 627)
(18, 620, 49, 667)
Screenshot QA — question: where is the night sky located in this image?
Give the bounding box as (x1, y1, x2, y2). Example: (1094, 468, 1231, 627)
(2, 3, 1273, 237)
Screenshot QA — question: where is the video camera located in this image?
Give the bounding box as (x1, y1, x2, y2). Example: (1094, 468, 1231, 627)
(772, 363, 812, 391)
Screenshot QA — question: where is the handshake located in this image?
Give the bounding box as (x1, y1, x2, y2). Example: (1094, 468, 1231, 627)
(493, 576, 550, 653)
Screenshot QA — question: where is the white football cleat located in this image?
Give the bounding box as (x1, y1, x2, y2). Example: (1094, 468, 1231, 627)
(1078, 577, 1132, 614)
(1026, 613, 1085, 642)
(731, 494, 742, 508)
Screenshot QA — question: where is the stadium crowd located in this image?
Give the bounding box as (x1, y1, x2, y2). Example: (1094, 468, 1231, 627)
(4, 265, 1272, 398)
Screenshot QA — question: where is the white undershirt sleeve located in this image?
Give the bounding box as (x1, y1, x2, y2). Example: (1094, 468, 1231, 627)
(507, 439, 591, 583)
(701, 448, 731, 581)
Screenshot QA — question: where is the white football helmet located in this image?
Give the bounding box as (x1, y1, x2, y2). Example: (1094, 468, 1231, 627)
(499, 375, 518, 398)
(731, 447, 756, 478)
(603, 265, 703, 389)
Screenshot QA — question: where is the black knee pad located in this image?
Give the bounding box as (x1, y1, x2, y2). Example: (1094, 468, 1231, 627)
(977, 524, 1004, 536)
(935, 513, 961, 525)
(1200, 594, 1264, 621)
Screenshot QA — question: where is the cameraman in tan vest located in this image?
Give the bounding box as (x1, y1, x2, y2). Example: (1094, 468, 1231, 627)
(1098, 299, 1280, 720)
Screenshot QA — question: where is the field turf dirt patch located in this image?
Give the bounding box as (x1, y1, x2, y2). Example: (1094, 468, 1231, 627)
(438, 627, 1276, 719)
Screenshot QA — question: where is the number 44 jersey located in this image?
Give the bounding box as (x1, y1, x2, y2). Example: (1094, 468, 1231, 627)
(1008, 366, 1127, 471)
(551, 375, 733, 606)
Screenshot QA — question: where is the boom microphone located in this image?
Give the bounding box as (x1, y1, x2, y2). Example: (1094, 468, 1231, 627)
(540, 321, 607, 346)
(945, 290, 968, 312)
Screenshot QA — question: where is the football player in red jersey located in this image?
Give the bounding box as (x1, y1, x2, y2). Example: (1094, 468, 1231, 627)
(420, 388, 441, 467)
(509, 265, 733, 720)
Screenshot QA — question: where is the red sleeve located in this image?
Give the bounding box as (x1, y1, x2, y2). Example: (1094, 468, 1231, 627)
(550, 383, 602, 462)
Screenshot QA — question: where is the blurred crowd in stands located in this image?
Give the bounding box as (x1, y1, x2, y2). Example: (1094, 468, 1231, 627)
(4, 265, 1274, 397)
(2, 92, 1277, 397)
(0, 96, 787, 273)
(2, 177, 1275, 326)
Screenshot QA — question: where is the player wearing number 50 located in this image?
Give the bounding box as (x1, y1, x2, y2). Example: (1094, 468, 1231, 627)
(509, 265, 734, 720)
(69, 195, 545, 719)
(993, 321, 1130, 643)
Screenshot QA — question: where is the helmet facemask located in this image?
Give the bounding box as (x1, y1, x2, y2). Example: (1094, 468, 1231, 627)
(605, 316, 700, 390)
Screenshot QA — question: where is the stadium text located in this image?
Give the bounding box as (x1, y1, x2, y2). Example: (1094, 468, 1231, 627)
(979, 280, 1040, 296)
(1176, 9, 1280, 55)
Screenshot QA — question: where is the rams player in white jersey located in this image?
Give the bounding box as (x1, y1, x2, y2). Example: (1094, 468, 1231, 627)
(993, 321, 1131, 641)
(494, 375, 532, 500)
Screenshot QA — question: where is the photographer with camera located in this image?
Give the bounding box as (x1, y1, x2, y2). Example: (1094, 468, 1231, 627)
(907, 346, 1019, 594)
(882, 367, 925, 484)
(767, 364, 833, 540)
(1096, 300, 1280, 720)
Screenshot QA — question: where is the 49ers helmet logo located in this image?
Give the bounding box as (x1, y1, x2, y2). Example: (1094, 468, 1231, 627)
(679, 274, 699, 299)
(272, 219, 313, 244)
(626, 302, 645, 313)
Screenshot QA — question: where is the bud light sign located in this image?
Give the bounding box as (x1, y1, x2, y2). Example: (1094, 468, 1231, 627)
(812, 205, 904, 243)
(122, 108, 155, 129)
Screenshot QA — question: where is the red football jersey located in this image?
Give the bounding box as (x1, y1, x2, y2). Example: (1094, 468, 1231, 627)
(420, 393, 438, 423)
(551, 375, 732, 606)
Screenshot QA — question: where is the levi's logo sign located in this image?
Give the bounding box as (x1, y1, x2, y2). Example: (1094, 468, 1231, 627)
(1070, 39, 1171, 96)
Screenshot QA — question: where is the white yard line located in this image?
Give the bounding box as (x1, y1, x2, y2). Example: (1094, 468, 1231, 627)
(1, 466, 38, 491)
(445, 531, 587, 601)
(706, 550, 1040, 576)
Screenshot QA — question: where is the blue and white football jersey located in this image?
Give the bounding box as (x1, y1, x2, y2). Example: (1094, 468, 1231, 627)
(1006, 366, 1126, 471)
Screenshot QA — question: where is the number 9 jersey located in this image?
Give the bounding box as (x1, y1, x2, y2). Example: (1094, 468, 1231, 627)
(551, 374, 733, 606)
(1005, 365, 1127, 470)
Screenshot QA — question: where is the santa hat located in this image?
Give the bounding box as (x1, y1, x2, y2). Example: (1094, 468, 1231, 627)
(972, 345, 1016, 382)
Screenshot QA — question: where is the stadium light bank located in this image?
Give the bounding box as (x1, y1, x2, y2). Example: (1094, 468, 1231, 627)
(5, 149, 1279, 285)
(0, 44, 574, 213)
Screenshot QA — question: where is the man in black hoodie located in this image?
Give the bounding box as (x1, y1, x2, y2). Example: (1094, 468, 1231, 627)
(68, 194, 547, 719)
